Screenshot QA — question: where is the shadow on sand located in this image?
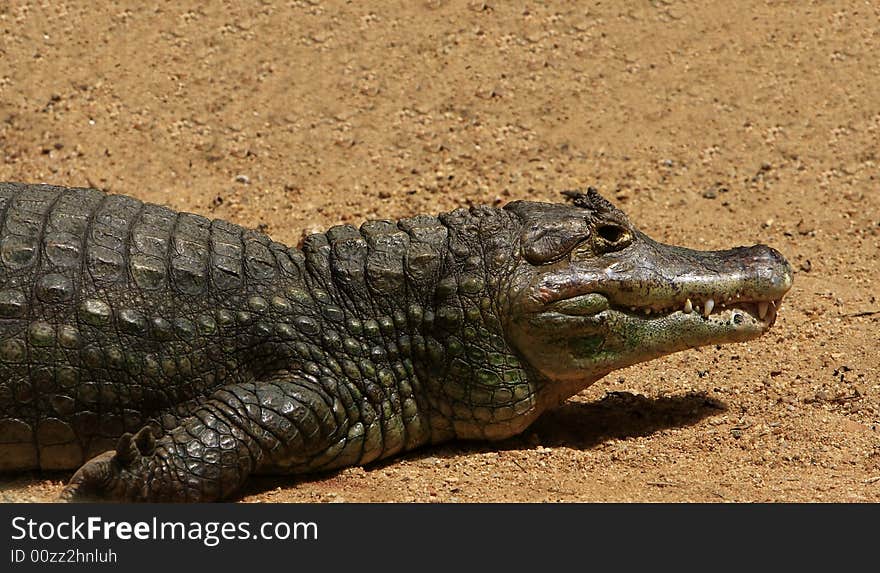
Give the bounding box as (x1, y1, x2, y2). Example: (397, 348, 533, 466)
(516, 390, 726, 450)
(242, 391, 726, 499)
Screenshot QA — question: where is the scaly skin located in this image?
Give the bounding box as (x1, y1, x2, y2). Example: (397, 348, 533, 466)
(0, 183, 792, 502)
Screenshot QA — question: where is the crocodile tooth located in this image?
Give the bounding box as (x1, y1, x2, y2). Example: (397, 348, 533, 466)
(758, 301, 769, 320)
(703, 298, 715, 317)
(683, 298, 693, 314)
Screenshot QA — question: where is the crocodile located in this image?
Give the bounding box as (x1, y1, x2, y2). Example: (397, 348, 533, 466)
(0, 182, 792, 502)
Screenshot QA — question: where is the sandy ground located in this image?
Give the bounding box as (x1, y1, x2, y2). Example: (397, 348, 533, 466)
(0, 1, 877, 502)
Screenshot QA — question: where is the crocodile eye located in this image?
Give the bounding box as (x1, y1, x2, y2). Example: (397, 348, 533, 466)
(595, 223, 632, 252)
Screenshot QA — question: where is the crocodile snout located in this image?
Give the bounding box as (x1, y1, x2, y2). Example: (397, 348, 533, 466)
(748, 244, 793, 297)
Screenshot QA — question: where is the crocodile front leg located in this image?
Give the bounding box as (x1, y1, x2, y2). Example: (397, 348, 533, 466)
(61, 375, 345, 502)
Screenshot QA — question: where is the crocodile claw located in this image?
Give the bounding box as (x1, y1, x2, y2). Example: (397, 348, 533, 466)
(116, 427, 157, 463)
(60, 450, 119, 502)
(61, 428, 155, 502)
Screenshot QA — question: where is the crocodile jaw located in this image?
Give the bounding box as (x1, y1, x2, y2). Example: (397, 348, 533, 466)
(504, 238, 793, 406)
(527, 294, 782, 371)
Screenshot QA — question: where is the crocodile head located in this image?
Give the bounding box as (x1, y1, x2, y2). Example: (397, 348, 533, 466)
(502, 188, 793, 407)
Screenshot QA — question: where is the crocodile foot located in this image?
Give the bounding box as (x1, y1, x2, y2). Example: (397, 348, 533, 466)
(60, 377, 343, 501)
